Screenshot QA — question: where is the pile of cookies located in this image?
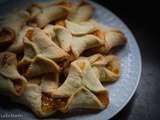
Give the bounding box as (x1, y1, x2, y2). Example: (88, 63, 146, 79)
(0, 0, 126, 117)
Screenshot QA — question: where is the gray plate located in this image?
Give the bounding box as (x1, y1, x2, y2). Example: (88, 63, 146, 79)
(0, 0, 142, 120)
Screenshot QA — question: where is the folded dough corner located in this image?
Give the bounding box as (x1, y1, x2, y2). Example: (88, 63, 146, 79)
(0, 52, 27, 96)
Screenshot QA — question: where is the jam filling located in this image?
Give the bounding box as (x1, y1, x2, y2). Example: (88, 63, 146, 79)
(92, 30, 105, 40)
(26, 29, 34, 40)
(95, 92, 109, 108)
(41, 93, 68, 112)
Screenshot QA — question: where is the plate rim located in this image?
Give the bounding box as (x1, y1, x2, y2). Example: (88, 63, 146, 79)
(98, 5, 142, 119)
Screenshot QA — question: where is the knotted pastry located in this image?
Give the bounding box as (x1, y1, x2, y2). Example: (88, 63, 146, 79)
(68, 0, 95, 22)
(0, 10, 30, 50)
(71, 34, 104, 58)
(88, 54, 121, 82)
(16, 56, 67, 117)
(97, 31, 127, 53)
(63, 87, 109, 112)
(52, 59, 106, 97)
(65, 20, 97, 36)
(7, 26, 33, 53)
(19, 28, 69, 70)
(12, 83, 56, 117)
(29, 1, 71, 28)
(85, 20, 127, 54)
(25, 55, 60, 93)
(0, 52, 27, 96)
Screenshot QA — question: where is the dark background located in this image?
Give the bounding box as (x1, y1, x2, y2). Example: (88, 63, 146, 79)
(93, 0, 160, 120)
